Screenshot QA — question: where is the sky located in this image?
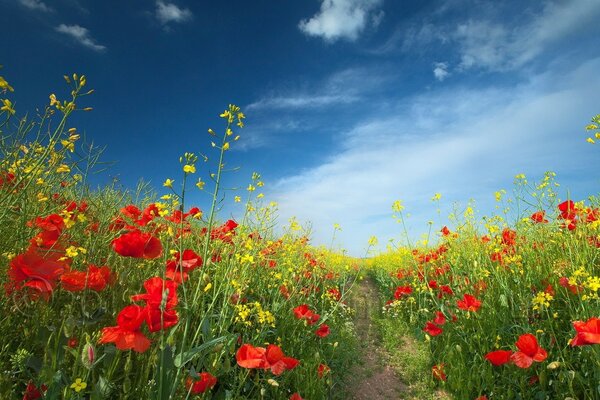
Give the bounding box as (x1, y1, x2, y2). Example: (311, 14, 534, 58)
(2, 0, 600, 256)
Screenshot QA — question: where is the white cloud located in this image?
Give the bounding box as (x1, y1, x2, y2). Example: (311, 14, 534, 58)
(55, 24, 106, 52)
(247, 67, 388, 111)
(155, 1, 193, 25)
(433, 62, 449, 81)
(299, 0, 383, 42)
(266, 58, 600, 256)
(455, 0, 600, 71)
(19, 0, 52, 12)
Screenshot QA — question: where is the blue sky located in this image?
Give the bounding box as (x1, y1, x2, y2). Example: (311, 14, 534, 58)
(2, 0, 599, 256)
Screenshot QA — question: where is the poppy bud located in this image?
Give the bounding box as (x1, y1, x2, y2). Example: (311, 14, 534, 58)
(82, 343, 95, 369)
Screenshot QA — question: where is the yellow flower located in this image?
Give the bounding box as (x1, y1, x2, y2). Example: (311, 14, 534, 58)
(70, 378, 87, 392)
(234, 196, 241, 203)
(183, 164, 196, 174)
(163, 178, 174, 188)
(587, 137, 595, 144)
(431, 193, 442, 201)
(1, 99, 15, 115)
(49, 93, 58, 106)
(392, 200, 404, 212)
(222, 142, 230, 151)
(247, 184, 255, 192)
(195, 179, 205, 190)
(0, 76, 14, 92)
(56, 164, 71, 173)
(203, 282, 212, 292)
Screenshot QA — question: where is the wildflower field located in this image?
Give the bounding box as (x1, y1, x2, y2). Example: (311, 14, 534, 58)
(0, 71, 599, 400)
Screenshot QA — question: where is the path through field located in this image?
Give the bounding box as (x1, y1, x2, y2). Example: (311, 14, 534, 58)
(345, 277, 409, 400)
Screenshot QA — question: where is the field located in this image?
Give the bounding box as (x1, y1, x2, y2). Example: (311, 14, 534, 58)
(1, 73, 599, 400)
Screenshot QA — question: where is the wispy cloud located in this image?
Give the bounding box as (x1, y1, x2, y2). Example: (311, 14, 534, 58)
(155, 1, 193, 25)
(455, 0, 600, 71)
(247, 67, 389, 111)
(299, 0, 384, 42)
(19, 0, 52, 12)
(433, 62, 449, 81)
(55, 24, 106, 52)
(266, 58, 600, 255)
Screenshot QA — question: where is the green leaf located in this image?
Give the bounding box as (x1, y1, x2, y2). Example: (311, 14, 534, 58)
(173, 335, 233, 368)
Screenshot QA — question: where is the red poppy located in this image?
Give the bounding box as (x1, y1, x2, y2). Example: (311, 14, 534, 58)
(60, 265, 115, 292)
(327, 287, 342, 301)
(558, 200, 577, 220)
(441, 226, 451, 236)
(501, 228, 517, 246)
(558, 277, 581, 294)
(265, 344, 300, 375)
(145, 307, 179, 332)
(475, 396, 488, 400)
(293, 304, 320, 325)
(433, 311, 446, 326)
(112, 230, 162, 259)
(315, 324, 331, 338)
(290, 394, 304, 400)
(236, 344, 269, 369)
(165, 249, 202, 282)
(236, 344, 299, 375)
(570, 317, 600, 346)
(317, 363, 330, 378)
(456, 294, 482, 312)
(510, 334, 547, 368)
(394, 285, 413, 299)
(23, 381, 47, 400)
(185, 372, 217, 394)
(131, 277, 178, 309)
(437, 285, 454, 298)
(7, 246, 70, 301)
(432, 364, 446, 381)
(210, 219, 239, 243)
(530, 211, 548, 223)
(99, 305, 151, 353)
(423, 321, 443, 336)
(484, 350, 513, 366)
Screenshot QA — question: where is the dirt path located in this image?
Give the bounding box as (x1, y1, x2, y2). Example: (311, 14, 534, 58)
(344, 277, 409, 400)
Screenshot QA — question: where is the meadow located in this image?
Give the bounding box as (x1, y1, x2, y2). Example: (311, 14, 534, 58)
(0, 71, 598, 400)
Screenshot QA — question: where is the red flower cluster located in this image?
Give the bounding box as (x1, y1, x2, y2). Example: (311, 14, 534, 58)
(99, 277, 179, 352)
(394, 285, 413, 299)
(210, 219, 239, 243)
(236, 343, 299, 375)
(315, 323, 330, 338)
(485, 333, 547, 368)
(60, 264, 115, 292)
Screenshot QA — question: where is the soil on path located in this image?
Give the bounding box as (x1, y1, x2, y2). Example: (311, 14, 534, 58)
(344, 277, 409, 400)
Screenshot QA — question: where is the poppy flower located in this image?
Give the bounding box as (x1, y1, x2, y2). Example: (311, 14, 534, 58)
(510, 334, 547, 368)
(23, 381, 47, 400)
(60, 265, 115, 292)
(145, 307, 179, 332)
(456, 294, 482, 312)
(433, 311, 446, 326)
(265, 344, 299, 375)
(423, 321, 443, 336)
(293, 304, 320, 325)
(7, 246, 70, 300)
(165, 249, 202, 282)
(315, 324, 330, 338)
(236, 344, 269, 369)
(99, 305, 151, 353)
(317, 363, 330, 378)
(236, 344, 299, 375)
(441, 226, 451, 236)
(185, 372, 217, 394)
(131, 277, 178, 309)
(210, 219, 239, 243)
(290, 394, 304, 400)
(437, 285, 454, 298)
(394, 285, 413, 299)
(570, 317, 600, 346)
(112, 230, 162, 259)
(432, 364, 446, 381)
(530, 211, 548, 223)
(501, 228, 517, 246)
(484, 350, 513, 366)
